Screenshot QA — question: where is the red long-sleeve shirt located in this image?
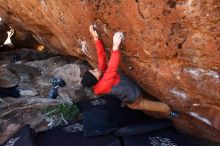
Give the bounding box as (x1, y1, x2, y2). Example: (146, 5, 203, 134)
(93, 40, 120, 95)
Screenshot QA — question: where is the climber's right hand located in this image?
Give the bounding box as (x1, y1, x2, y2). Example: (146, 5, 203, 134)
(113, 32, 123, 48)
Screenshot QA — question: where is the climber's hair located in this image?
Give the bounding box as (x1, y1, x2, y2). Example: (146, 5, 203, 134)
(81, 71, 98, 87)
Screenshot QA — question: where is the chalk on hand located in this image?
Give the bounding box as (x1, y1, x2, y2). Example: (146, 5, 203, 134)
(91, 23, 97, 30)
(115, 31, 125, 40)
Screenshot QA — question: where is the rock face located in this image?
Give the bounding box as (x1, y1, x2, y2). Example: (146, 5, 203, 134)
(0, 20, 9, 45)
(0, 0, 219, 142)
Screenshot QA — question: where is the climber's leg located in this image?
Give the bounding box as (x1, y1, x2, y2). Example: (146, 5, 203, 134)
(127, 95, 171, 115)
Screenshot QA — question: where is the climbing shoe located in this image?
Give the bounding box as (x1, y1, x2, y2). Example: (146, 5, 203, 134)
(169, 111, 179, 119)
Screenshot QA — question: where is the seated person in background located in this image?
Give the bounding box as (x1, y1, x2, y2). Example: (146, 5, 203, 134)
(81, 25, 176, 118)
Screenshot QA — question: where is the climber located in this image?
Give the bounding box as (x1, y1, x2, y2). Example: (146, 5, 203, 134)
(81, 25, 176, 118)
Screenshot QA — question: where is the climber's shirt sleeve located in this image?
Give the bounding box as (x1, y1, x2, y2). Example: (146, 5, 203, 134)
(93, 50, 120, 95)
(95, 40, 107, 73)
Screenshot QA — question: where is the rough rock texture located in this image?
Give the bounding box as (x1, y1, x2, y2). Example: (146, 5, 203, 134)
(0, 20, 9, 45)
(0, 54, 90, 144)
(0, 0, 219, 142)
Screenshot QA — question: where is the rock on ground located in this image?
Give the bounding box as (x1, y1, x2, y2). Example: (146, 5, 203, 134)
(0, 54, 92, 144)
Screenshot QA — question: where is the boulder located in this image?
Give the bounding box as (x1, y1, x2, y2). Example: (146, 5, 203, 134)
(0, 0, 219, 142)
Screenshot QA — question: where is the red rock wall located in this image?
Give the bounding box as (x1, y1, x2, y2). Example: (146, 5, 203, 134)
(0, 0, 220, 142)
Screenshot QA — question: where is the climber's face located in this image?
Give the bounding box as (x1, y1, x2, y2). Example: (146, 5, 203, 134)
(89, 68, 102, 80)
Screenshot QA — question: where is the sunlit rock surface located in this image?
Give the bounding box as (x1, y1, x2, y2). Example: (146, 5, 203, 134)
(0, 0, 219, 142)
